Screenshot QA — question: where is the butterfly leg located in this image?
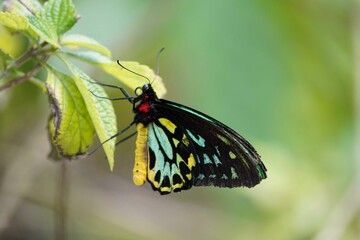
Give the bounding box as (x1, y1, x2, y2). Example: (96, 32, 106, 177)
(115, 131, 137, 146)
(87, 80, 134, 102)
(87, 121, 136, 155)
(88, 89, 131, 101)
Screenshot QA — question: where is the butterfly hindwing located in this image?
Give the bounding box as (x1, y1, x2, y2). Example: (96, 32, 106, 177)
(146, 119, 196, 194)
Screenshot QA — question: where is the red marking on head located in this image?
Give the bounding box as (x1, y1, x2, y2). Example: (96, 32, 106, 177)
(139, 102, 150, 113)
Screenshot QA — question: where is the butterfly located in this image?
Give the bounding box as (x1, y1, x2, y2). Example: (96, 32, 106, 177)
(128, 83, 267, 194)
(95, 61, 267, 195)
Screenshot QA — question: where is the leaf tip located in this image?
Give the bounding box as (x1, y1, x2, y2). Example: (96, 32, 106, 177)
(108, 157, 115, 171)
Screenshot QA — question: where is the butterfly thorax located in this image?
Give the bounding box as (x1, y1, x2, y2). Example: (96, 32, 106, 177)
(134, 84, 159, 125)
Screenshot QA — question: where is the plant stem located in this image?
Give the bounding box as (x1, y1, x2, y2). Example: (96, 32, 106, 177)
(0, 55, 49, 91)
(0, 62, 41, 91)
(18, 0, 37, 16)
(0, 48, 34, 80)
(0, 42, 49, 81)
(55, 160, 69, 240)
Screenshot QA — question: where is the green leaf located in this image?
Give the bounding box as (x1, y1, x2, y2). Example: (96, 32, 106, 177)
(0, 48, 12, 69)
(43, 0, 77, 37)
(0, 25, 28, 58)
(61, 34, 111, 57)
(26, 0, 77, 46)
(62, 50, 167, 98)
(58, 55, 117, 170)
(45, 65, 95, 158)
(28, 15, 59, 47)
(0, 12, 29, 30)
(0, 48, 11, 59)
(0, 12, 38, 43)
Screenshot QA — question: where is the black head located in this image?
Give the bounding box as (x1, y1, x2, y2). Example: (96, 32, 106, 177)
(134, 83, 157, 100)
(142, 83, 152, 93)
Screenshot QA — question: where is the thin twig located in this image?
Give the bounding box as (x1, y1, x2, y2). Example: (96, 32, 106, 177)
(0, 64, 41, 91)
(0, 55, 49, 91)
(18, 0, 37, 16)
(55, 160, 69, 240)
(0, 48, 34, 80)
(0, 42, 49, 80)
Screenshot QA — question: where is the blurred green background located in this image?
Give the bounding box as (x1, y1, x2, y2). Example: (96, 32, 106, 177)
(0, 0, 357, 239)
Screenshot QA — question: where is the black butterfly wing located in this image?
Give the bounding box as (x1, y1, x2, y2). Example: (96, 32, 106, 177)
(146, 99, 266, 193)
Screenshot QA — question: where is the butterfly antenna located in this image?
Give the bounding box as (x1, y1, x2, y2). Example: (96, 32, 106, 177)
(117, 60, 151, 83)
(151, 47, 165, 85)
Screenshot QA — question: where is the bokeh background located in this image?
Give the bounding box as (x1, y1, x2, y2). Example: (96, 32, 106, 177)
(0, 0, 357, 239)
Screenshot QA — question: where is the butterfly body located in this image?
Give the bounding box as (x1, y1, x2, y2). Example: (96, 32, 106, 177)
(130, 83, 267, 195)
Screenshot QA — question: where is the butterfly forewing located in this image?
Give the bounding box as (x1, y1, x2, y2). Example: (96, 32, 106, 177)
(153, 99, 267, 189)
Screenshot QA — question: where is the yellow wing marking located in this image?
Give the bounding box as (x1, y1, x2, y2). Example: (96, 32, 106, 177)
(187, 153, 196, 180)
(158, 118, 176, 134)
(133, 123, 148, 186)
(229, 151, 236, 159)
(147, 168, 158, 187)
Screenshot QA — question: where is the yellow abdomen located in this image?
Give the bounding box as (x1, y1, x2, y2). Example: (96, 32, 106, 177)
(133, 123, 148, 186)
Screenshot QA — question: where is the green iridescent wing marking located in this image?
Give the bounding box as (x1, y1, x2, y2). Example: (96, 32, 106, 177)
(146, 99, 266, 194)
